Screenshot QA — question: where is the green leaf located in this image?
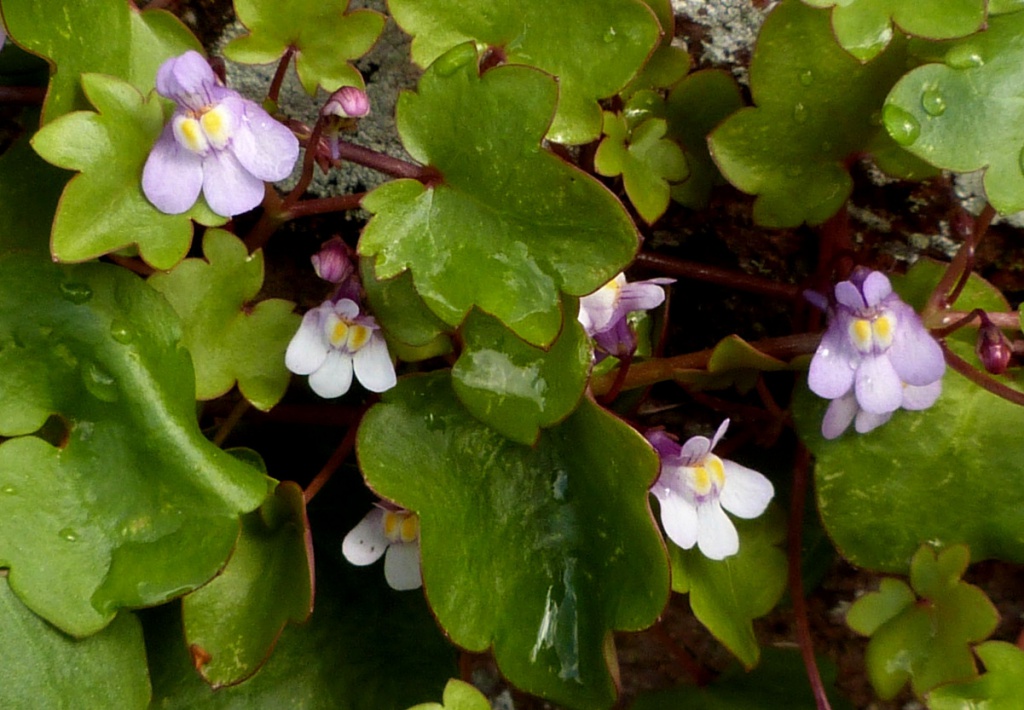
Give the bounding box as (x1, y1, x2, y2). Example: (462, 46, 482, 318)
(846, 545, 997, 699)
(622, 0, 691, 96)
(0, 577, 150, 709)
(31, 73, 224, 270)
(407, 679, 491, 710)
(928, 641, 1024, 710)
(882, 10, 1024, 214)
(452, 301, 591, 445)
(802, 0, 985, 62)
(148, 559, 457, 709)
(387, 0, 662, 144)
(357, 373, 669, 709)
(148, 230, 299, 411)
(181, 482, 313, 688)
(595, 112, 687, 224)
(666, 70, 745, 210)
(0, 122, 66, 257)
(359, 45, 639, 347)
(709, 0, 936, 228)
(2, 0, 200, 123)
(225, 0, 384, 95)
(669, 510, 787, 668)
(0, 254, 270, 636)
(672, 334, 791, 393)
(360, 259, 451, 349)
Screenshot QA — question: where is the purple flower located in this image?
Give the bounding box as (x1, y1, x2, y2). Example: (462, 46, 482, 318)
(142, 51, 299, 217)
(578, 273, 673, 356)
(311, 237, 355, 284)
(285, 298, 396, 398)
(342, 505, 421, 591)
(321, 86, 369, 162)
(646, 420, 774, 560)
(822, 379, 942, 439)
(808, 269, 944, 416)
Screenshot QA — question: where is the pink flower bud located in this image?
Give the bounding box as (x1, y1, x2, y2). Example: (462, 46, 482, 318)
(312, 237, 355, 284)
(322, 86, 370, 119)
(976, 323, 1012, 375)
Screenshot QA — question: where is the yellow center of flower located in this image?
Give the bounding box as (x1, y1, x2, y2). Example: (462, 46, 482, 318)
(172, 104, 234, 155)
(328, 319, 372, 352)
(848, 312, 896, 353)
(690, 454, 726, 497)
(199, 104, 232, 149)
(383, 511, 419, 543)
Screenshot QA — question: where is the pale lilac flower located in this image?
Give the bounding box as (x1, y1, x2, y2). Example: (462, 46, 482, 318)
(342, 505, 422, 591)
(285, 298, 396, 398)
(142, 51, 299, 217)
(808, 269, 944, 416)
(822, 379, 942, 439)
(646, 420, 774, 561)
(578, 273, 673, 356)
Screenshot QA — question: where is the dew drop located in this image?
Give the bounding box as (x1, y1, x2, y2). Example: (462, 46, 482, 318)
(110, 321, 132, 344)
(83, 361, 119, 402)
(921, 87, 946, 117)
(603, 27, 617, 43)
(793, 102, 809, 124)
(882, 104, 920, 146)
(1, 485, 16, 495)
(59, 282, 93, 304)
(945, 44, 983, 69)
(59, 527, 78, 542)
(798, 69, 814, 86)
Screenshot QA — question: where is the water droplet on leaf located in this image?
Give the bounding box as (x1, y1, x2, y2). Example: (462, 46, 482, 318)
(110, 321, 132, 344)
(59, 282, 92, 304)
(882, 104, 920, 146)
(2, 485, 16, 495)
(59, 527, 78, 542)
(798, 69, 813, 86)
(945, 44, 984, 69)
(603, 27, 617, 43)
(83, 361, 118, 402)
(793, 103, 808, 124)
(921, 87, 946, 116)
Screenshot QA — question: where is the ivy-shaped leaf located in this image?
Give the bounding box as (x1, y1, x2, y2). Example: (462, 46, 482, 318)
(360, 259, 451, 349)
(595, 111, 687, 224)
(182, 482, 313, 688)
(31, 73, 224, 269)
(928, 641, 1024, 709)
(0, 254, 270, 636)
(0, 123, 65, 257)
(2, 0, 200, 123)
(709, 0, 936, 228)
(224, 0, 384, 95)
(665, 70, 745, 210)
(148, 230, 299, 411)
(359, 44, 639, 347)
(452, 300, 591, 445)
(846, 545, 998, 699)
(622, 0, 691, 96)
(357, 373, 669, 709)
(0, 577, 149, 709)
(669, 510, 787, 668)
(408, 679, 491, 710)
(802, 0, 985, 62)
(386, 0, 662, 144)
(882, 10, 1024, 214)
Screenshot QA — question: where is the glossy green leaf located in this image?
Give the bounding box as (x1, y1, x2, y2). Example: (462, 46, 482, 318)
(452, 301, 591, 445)
(595, 112, 687, 224)
(928, 641, 1024, 709)
(148, 560, 456, 709)
(387, 0, 662, 144)
(2, 0, 200, 123)
(359, 45, 639, 347)
(0, 124, 65, 257)
(622, 0, 691, 96)
(31, 73, 224, 269)
(357, 373, 669, 709)
(883, 11, 1024, 214)
(990, 0, 1024, 12)
(181, 482, 313, 688)
(669, 510, 787, 668)
(632, 648, 852, 710)
(802, 0, 984, 62)
(148, 230, 299, 411)
(709, 0, 936, 228)
(225, 0, 384, 94)
(666, 70, 745, 210)
(360, 259, 451, 349)
(672, 334, 791, 393)
(0, 577, 150, 709)
(0, 254, 270, 636)
(845, 545, 997, 699)
(407, 679, 491, 710)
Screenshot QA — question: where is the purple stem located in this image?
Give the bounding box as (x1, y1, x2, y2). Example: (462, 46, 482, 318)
(941, 341, 1024, 407)
(636, 252, 803, 301)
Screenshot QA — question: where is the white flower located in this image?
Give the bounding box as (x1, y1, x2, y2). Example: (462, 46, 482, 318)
(342, 506, 422, 591)
(285, 298, 396, 398)
(577, 273, 673, 356)
(645, 420, 774, 560)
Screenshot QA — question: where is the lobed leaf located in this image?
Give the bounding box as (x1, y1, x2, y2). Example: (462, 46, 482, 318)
(357, 373, 669, 709)
(928, 641, 1024, 710)
(407, 679, 491, 710)
(0, 124, 65, 257)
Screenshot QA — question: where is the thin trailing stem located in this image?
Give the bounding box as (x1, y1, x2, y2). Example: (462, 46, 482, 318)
(941, 341, 1024, 407)
(332, 138, 441, 183)
(928, 309, 1019, 333)
(266, 47, 295, 107)
(927, 204, 996, 313)
(213, 398, 250, 447)
(636, 252, 803, 301)
(304, 415, 362, 504)
(284, 193, 365, 219)
(282, 119, 324, 212)
(598, 351, 633, 405)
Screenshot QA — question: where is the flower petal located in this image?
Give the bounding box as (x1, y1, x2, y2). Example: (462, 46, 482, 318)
(656, 490, 699, 550)
(616, 280, 670, 313)
(285, 309, 329, 375)
(201, 149, 264, 217)
(808, 323, 856, 399)
(142, 125, 203, 214)
(855, 354, 903, 413)
(835, 280, 866, 310)
(353, 335, 397, 393)
(679, 435, 712, 466)
(860, 271, 892, 307)
(645, 429, 681, 461)
(156, 51, 217, 107)
(709, 419, 730, 451)
(695, 502, 739, 560)
(342, 508, 388, 566)
(308, 349, 354, 398)
(821, 393, 858, 439)
(855, 409, 892, 433)
(384, 542, 422, 591)
(231, 101, 300, 181)
(888, 304, 945, 386)
(719, 459, 773, 519)
(901, 379, 942, 410)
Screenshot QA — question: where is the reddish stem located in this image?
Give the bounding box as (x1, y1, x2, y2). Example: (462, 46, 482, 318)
(332, 139, 441, 183)
(282, 119, 324, 212)
(105, 253, 156, 276)
(598, 352, 634, 405)
(266, 47, 295, 106)
(789, 444, 833, 710)
(927, 204, 996, 313)
(635, 252, 803, 301)
(284, 193, 365, 219)
(941, 341, 1024, 407)
(304, 418, 361, 504)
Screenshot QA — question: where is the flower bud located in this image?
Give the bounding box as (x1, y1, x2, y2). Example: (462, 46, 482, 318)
(976, 322, 1012, 375)
(311, 237, 355, 284)
(322, 86, 370, 119)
